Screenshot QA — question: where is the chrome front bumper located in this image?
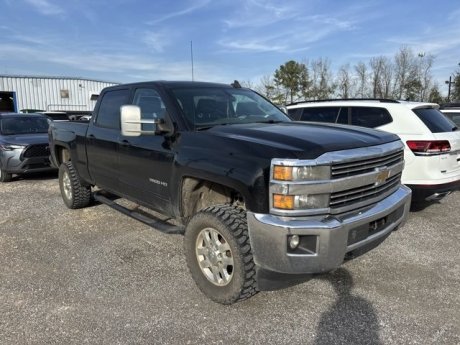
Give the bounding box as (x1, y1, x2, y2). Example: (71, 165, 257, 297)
(247, 185, 412, 275)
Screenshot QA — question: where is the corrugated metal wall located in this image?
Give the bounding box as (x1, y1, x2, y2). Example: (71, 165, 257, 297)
(0, 75, 118, 112)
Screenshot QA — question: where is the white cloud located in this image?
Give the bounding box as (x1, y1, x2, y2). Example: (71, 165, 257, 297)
(220, 40, 286, 53)
(142, 31, 170, 53)
(23, 0, 64, 16)
(223, 0, 297, 29)
(0, 42, 234, 83)
(146, 0, 211, 25)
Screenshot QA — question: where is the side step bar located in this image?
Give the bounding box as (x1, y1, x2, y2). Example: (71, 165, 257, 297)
(93, 192, 185, 235)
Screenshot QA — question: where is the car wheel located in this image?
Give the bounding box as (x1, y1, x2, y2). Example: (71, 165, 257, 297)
(184, 205, 258, 304)
(59, 161, 91, 209)
(0, 168, 12, 182)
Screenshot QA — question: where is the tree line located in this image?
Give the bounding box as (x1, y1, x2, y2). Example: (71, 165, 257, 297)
(244, 46, 460, 105)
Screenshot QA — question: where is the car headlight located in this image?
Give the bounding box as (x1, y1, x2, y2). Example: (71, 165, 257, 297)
(271, 164, 331, 210)
(273, 165, 330, 181)
(273, 193, 329, 210)
(0, 144, 26, 151)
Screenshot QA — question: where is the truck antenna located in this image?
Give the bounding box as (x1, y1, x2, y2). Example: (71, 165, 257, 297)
(190, 41, 194, 82)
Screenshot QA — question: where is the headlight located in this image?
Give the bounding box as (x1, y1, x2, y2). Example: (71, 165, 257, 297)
(273, 165, 330, 181)
(0, 144, 26, 151)
(273, 193, 329, 210)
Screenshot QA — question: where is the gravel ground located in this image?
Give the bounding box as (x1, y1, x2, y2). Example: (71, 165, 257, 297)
(0, 173, 459, 345)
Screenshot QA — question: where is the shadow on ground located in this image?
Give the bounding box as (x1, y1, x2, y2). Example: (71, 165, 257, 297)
(314, 268, 382, 345)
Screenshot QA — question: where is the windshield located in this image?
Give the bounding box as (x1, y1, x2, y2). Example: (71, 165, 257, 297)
(0, 116, 49, 135)
(170, 87, 290, 129)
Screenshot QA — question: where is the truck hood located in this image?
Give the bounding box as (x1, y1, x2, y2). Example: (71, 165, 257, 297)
(0, 133, 49, 146)
(203, 121, 399, 159)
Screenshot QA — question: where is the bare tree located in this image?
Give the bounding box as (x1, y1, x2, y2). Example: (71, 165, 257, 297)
(368, 56, 393, 98)
(310, 58, 335, 100)
(354, 61, 368, 98)
(393, 46, 416, 99)
(336, 64, 353, 99)
(369, 57, 385, 98)
(255, 75, 275, 98)
(240, 80, 255, 89)
(380, 57, 393, 98)
(415, 53, 435, 101)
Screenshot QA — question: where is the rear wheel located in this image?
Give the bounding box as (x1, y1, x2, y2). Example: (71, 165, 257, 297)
(184, 205, 258, 304)
(0, 168, 12, 182)
(59, 161, 91, 209)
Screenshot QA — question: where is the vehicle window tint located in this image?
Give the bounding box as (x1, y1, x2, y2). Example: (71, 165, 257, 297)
(351, 107, 392, 128)
(0, 116, 49, 135)
(413, 108, 457, 133)
(300, 107, 340, 123)
(171, 87, 288, 128)
(133, 88, 166, 131)
(287, 108, 301, 120)
(336, 107, 348, 124)
(95, 89, 129, 129)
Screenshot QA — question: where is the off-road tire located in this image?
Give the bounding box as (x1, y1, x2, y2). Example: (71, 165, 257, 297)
(0, 168, 12, 182)
(184, 205, 258, 304)
(59, 161, 91, 209)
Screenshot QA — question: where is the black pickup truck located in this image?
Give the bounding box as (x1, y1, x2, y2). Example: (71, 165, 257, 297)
(49, 81, 412, 304)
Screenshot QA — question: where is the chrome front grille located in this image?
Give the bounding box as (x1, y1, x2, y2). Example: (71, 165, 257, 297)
(331, 150, 404, 179)
(269, 141, 406, 217)
(330, 173, 401, 209)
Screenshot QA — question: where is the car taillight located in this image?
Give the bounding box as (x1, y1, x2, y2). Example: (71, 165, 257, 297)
(406, 140, 451, 155)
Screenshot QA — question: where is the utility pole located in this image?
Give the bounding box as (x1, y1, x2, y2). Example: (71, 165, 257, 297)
(445, 76, 453, 102)
(190, 41, 194, 82)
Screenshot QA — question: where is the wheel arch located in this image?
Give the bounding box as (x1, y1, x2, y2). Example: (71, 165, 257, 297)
(180, 176, 246, 221)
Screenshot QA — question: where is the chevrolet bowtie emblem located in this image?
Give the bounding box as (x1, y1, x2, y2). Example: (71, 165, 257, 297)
(375, 168, 390, 186)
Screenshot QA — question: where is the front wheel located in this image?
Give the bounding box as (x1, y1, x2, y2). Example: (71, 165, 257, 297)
(184, 205, 258, 304)
(59, 161, 91, 209)
(0, 168, 12, 182)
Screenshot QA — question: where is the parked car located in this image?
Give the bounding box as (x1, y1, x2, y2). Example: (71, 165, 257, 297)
(440, 103, 460, 127)
(286, 99, 460, 201)
(0, 113, 55, 182)
(49, 82, 411, 304)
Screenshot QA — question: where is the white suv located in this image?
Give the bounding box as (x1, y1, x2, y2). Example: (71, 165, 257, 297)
(287, 99, 460, 201)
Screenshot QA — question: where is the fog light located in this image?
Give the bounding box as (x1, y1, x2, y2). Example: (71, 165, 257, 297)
(289, 235, 300, 249)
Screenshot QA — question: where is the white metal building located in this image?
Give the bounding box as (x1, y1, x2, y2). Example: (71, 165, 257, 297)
(0, 75, 118, 113)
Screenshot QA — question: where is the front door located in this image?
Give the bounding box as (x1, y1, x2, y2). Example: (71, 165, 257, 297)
(117, 87, 175, 214)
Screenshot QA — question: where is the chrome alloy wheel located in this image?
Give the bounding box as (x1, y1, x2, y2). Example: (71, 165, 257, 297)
(195, 227, 234, 286)
(62, 170, 73, 200)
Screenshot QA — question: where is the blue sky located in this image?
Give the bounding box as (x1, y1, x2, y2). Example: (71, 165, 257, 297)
(1, 0, 459, 93)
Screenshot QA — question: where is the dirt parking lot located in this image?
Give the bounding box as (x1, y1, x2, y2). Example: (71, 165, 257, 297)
(0, 173, 459, 345)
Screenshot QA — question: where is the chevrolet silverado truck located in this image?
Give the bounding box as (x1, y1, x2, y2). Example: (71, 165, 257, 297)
(49, 81, 412, 304)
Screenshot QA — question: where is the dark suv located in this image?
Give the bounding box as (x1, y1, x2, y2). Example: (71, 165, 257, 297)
(0, 113, 55, 182)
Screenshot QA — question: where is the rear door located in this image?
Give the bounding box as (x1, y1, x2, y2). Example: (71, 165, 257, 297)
(86, 88, 129, 192)
(350, 106, 393, 128)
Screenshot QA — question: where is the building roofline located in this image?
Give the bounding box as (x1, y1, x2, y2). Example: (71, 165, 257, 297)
(0, 74, 120, 85)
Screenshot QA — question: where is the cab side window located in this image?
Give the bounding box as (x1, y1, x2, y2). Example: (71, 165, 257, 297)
(351, 107, 392, 128)
(95, 89, 129, 129)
